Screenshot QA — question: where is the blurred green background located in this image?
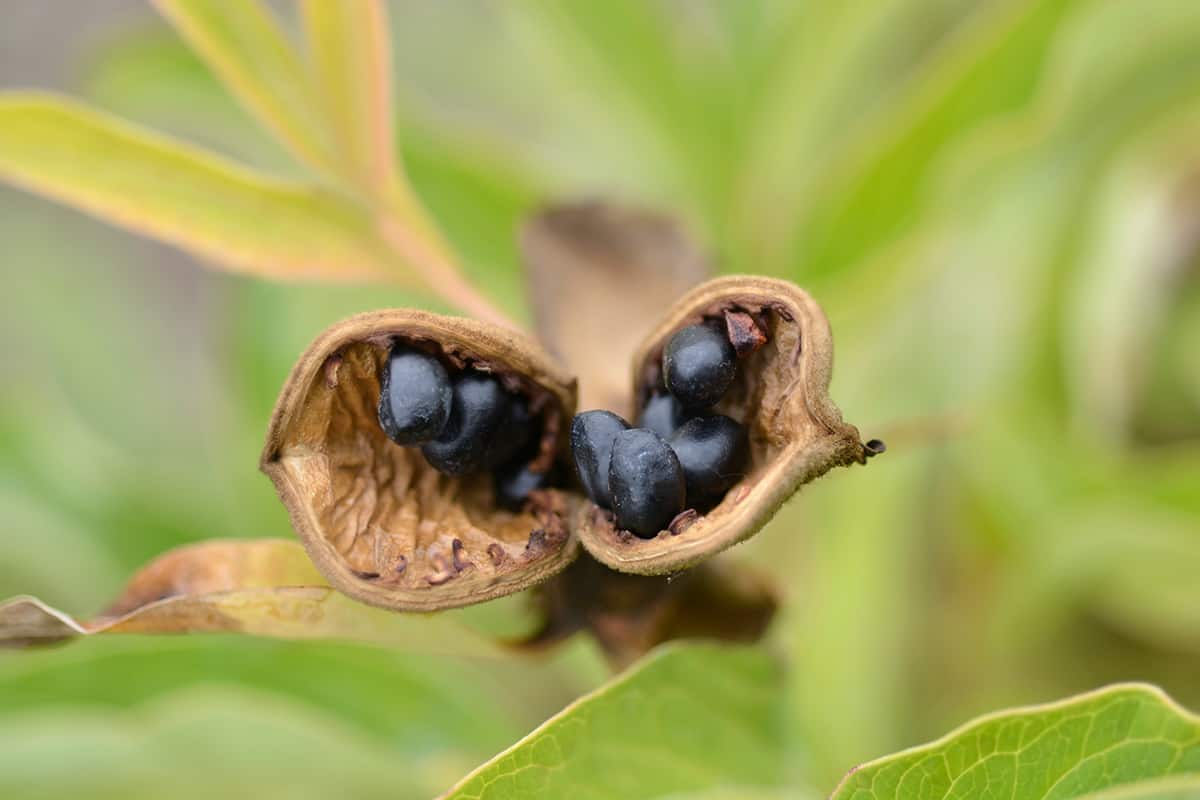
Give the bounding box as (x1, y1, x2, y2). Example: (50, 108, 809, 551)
(1, 1, 1198, 798)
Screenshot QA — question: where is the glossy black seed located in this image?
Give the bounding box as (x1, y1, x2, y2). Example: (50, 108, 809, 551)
(377, 345, 452, 445)
(494, 460, 558, 511)
(421, 371, 511, 475)
(669, 415, 748, 509)
(637, 391, 688, 440)
(570, 410, 629, 509)
(663, 323, 736, 409)
(608, 428, 686, 539)
(482, 396, 534, 470)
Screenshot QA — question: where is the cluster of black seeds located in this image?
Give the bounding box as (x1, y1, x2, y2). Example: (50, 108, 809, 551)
(571, 321, 753, 539)
(377, 344, 553, 510)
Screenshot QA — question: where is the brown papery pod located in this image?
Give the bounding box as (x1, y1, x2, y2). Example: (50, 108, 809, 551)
(575, 275, 875, 575)
(261, 310, 579, 611)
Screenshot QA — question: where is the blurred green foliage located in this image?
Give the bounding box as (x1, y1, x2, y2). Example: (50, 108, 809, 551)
(2, 1, 1198, 797)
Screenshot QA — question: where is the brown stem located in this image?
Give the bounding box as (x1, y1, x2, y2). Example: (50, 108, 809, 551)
(376, 214, 521, 330)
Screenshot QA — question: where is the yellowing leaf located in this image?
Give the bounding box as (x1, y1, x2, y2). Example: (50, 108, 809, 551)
(0, 540, 504, 657)
(0, 94, 397, 283)
(831, 684, 1200, 800)
(300, 0, 396, 198)
(151, 0, 336, 178)
(442, 643, 783, 799)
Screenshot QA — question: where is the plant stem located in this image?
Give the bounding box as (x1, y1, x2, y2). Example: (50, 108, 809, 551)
(376, 211, 522, 331)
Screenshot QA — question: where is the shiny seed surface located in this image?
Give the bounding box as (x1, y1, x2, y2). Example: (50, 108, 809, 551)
(483, 396, 533, 470)
(570, 410, 629, 509)
(494, 461, 555, 511)
(638, 391, 688, 440)
(663, 323, 736, 409)
(377, 345, 452, 445)
(608, 428, 686, 539)
(669, 414, 748, 508)
(421, 371, 511, 475)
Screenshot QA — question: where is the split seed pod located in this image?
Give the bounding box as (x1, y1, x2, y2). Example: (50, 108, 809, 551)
(575, 276, 873, 575)
(261, 310, 578, 611)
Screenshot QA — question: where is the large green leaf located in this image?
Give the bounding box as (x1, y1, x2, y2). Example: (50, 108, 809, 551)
(0, 687, 412, 800)
(0, 94, 397, 283)
(791, 0, 1080, 285)
(442, 643, 783, 799)
(0, 636, 568, 750)
(831, 684, 1200, 800)
(0, 635, 602, 799)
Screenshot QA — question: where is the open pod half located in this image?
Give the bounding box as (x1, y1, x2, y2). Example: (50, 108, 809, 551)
(261, 310, 579, 611)
(575, 276, 876, 575)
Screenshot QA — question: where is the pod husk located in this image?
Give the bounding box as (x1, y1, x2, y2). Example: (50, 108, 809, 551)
(261, 310, 580, 611)
(576, 276, 869, 574)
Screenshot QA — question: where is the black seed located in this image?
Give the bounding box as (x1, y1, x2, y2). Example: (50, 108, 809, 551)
(421, 371, 511, 475)
(494, 460, 558, 511)
(483, 396, 534, 470)
(669, 415, 748, 509)
(663, 323, 736, 409)
(377, 345, 452, 445)
(638, 391, 688, 440)
(570, 410, 629, 509)
(608, 428, 685, 539)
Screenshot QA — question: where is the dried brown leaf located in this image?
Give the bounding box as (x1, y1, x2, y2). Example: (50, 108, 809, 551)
(521, 201, 711, 413)
(0, 539, 506, 655)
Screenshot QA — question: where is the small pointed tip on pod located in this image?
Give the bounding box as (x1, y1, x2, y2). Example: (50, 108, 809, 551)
(261, 309, 580, 612)
(575, 276, 870, 575)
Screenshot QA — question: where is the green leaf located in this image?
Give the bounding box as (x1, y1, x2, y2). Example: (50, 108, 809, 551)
(0, 631, 605, 800)
(0, 637, 550, 753)
(442, 643, 783, 799)
(151, 0, 336, 178)
(299, 0, 396, 198)
(1079, 776, 1200, 799)
(0, 686, 474, 800)
(831, 684, 1200, 800)
(0, 94, 398, 283)
(792, 0, 1080, 285)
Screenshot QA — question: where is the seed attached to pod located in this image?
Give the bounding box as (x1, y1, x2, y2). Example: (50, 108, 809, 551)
(663, 323, 736, 409)
(377, 345, 452, 445)
(669, 415, 748, 509)
(494, 460, 557, 511)
(483, 396, 534, 470)
(638, 391, 688, 440)
(570, 410, 629, 509)
(261, 309, 578, 612)
(608, 428, 686, 539)
(422, 370, 513, 475)
(573, 276, 875, 576)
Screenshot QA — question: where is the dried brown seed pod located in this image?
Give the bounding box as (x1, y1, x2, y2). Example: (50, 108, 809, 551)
(575, 275, 872, 574)
(261, 310, 579, 611)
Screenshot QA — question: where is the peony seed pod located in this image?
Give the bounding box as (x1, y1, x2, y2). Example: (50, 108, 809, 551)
(261, 310, 579, 611)
(574, 276, 872, 575)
